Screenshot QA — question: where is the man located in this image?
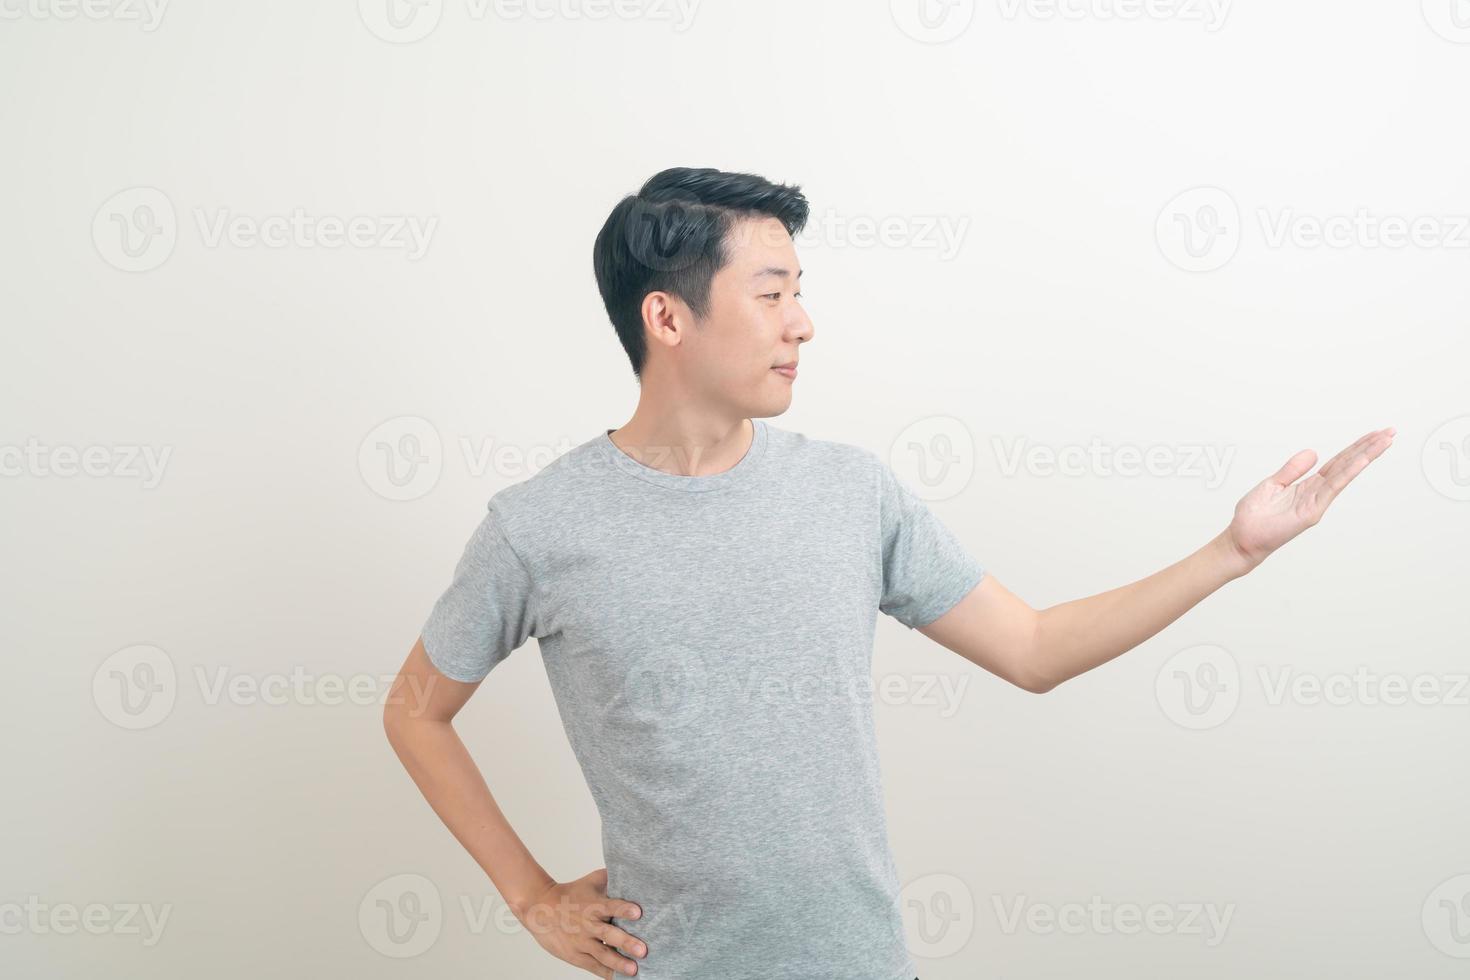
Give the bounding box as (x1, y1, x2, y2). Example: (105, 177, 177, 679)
(383, 166, 1393, 979)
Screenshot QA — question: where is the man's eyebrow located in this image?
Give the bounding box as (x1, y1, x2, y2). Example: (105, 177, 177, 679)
(750, 267, 803, 281)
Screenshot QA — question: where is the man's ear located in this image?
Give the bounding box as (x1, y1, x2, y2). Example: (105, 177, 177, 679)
(642, 289, 690, 353)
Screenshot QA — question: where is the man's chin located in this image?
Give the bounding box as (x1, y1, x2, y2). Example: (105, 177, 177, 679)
(752, 392, 794, 419)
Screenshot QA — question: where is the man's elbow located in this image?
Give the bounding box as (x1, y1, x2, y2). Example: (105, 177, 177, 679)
(1016, 613, 1057, 694)
(1015, 669, 1058, 695)
(382, 687, 423, 743)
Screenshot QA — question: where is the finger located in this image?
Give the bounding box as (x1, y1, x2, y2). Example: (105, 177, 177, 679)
(585, 939, 640, 976)
(573, 952, 613, 979)
(1310, 437, 1389, 515)
(593, 920, 647, 958)
(1269, 448, 1317, 487)
(1317, 428, 1392, 481)
(1322, 435, 1390, 495)
(591, 898, 643, 922)
(1317, 429, 1383, 477)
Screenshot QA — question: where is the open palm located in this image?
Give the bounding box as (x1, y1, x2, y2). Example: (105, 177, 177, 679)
(1225, 426, 1395, 572)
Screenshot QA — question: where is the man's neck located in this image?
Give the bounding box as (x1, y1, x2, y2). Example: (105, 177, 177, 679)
(607, 414, 754, 478)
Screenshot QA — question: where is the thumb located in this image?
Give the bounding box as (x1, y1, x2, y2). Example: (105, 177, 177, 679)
(1268, 448, 1317, 487)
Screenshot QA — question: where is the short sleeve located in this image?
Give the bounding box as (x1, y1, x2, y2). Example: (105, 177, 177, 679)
(877, 459, 986, 629)
(420, 502, 539, 682)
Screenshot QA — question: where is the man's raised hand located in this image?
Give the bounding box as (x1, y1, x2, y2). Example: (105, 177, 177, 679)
(1222, 426, 1395, 574)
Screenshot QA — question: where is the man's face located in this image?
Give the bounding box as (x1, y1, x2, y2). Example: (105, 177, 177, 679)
(676, 215, 814, 417)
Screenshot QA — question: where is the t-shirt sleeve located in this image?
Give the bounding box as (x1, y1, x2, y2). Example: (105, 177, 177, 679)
(877, 457, 986, 629)
(420, 501, 540, 683)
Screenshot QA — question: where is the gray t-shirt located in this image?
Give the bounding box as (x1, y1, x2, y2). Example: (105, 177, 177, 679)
(421, 418, 984, 980)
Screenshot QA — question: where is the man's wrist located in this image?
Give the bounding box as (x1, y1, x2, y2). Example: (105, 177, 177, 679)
(1210, 528, 1258, 581)
(506, 872, 556, 924)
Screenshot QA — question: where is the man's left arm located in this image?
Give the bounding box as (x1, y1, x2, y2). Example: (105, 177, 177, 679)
(919, 427, 1395, 694)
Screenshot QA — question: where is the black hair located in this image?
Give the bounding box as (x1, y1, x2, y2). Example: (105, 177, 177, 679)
(592, 166, 810, 380)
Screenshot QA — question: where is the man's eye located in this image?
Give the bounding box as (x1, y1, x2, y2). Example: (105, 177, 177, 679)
(764, 292, 781, 300)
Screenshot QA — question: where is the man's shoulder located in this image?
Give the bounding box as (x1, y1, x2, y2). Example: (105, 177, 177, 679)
(764, 421, 883, 477)
(480, 432, 608, 531)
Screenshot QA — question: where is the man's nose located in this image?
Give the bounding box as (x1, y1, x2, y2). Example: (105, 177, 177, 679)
(789, 307, 815, 343)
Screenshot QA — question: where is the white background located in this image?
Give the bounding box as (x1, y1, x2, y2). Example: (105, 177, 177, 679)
(3, 1, 1467, 976)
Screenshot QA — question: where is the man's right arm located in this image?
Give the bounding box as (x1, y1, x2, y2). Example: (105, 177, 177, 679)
(382, 636, 557, 919)
(382, 637, 648, 977)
